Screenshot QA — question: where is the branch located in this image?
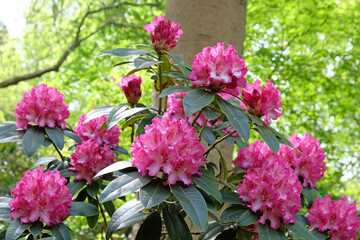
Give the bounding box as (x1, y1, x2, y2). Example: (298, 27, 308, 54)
(0, 1, 159, 88)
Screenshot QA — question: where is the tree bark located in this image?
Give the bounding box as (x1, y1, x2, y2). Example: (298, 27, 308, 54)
(155, 0, 246, 238)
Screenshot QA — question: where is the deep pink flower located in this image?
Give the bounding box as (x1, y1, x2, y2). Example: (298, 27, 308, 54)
(308, 195, 360, 240)
(233, 140, 277, 170)
(15, 84, 70, 130)
(279, 133, 326, 189)
(189, 42, 247, 98)
(131, 113, 205, 185)
(241, 79, 282, 125)
(238, 159, 301, 229)
(9, 167, 72, 226)
(74, 114, 120, 149)
(116, 74, 142, 105)
(166, 92, 209, 127)
(144, 15, 183, 53)
(69, 139, 115, 184)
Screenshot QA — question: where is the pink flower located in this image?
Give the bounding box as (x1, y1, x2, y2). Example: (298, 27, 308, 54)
(308, 195, 360, 240)
(279, 133, 326, 189)
(131, 113, 205, 185)
(15, 84, 70, 130)
(238, 159, 302, 229)
(166, 92, 209, 127)
(144, 15, 183, 53)
(74, 114, 120, 149)
(9, 167, 72, 226)
(116, 74, 142, 105)
(69, 139, 115, 184)
(241, 79, 282, 125)
(189, 43, 247, 98)
(233, 140, 277, 170)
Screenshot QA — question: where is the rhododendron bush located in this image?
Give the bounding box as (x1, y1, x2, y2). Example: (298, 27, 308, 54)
(0, 15, 359, 240)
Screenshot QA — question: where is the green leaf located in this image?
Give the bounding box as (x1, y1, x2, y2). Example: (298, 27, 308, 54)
(111, 146, 129, 155)
(63, 129, 82, 144)
(136, 212, 162, 240)
(94, 161, 132, 178)
(163, 207, 192, 240)
(191, 174, 222, 203)
(159, 85, 191, 98)
(199, 222, 225, 240)
(107, 107, 151, 129)
(22, 126, 45, 157)
(45, 126, 64, 150)
(136, 113, 158, 136)
(235, 137, 249, 150)
(41, 138, 52, 147)
(84, 106, 115, 123)
(121, 114, 147, 130)
(220, 189, 246, 205)
(217, 98, 250, 141)
(162, 72, 189, 80)
(5, 219, 30, 240)
(258, 223, 286, 240)
(214, 229, 237, 240)
(103, 201, 116, 217)
(310, 228, 328, 240)
(70, 202, 99, 217)
(86, 182, 99, 198)
(257, 126, 280, 153)
(217, 149, 228, 182)
(301, 187, 316, 207)
(66, 180, 86, 196)
(106, 199, 145, 240)
(0, 121, 16, 134)
(49, 223, 71, 240)
(0, 199, 11, 222)
(284, 221, 317, 240)
(183, 89, 215, 117)
(59, 169, 76, 178)
(134, 57, 162, 69)
(139, 179, 170, 208)
(100, 171, 151, 203)
(0, 129, 25, 143)
(29, 223, 42, 237)
(86, 213, 99, 230)
(237, 208, 258, 226)
(220, 206, 248, 223)
(32, 157, 58, 169)
(171, 183, 207, 230)
(98, 48, 152, 58)
(202, 107, 221, 120)
(202, 127, 216, 145)
(267, 126, 294, 148)
(162, 51, 190, 77)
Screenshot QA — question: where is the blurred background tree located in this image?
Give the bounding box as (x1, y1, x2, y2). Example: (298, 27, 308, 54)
(0, 0, 358, 238)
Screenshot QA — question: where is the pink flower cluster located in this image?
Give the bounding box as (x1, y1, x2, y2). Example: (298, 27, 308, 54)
(279, 133, 326, 189)
(15, 84, 70, 130)
(70, 139, 115, 184)
(189, 42, 247, 98)
(131, 113, 205, 185)
(236, 141, 301, 229)
(9, 167, 72, 226)
(144, 15, 183, 53)
(116, 74, 142, 105)
(74, 114, 120, 149)
(241, 79, 282, 125)
(308, 195, 360, 240)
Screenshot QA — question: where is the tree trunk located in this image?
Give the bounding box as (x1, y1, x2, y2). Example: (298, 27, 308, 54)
(161, 0, 246, 238)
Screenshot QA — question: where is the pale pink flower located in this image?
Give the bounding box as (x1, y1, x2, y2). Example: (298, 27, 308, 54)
(279, 133, 326, 189)
(69, 139, 115, 184)
(233, 140, 277, 170)
(131, 113, 205, 185)
(9, 167, 72, 226)
(144, 15, 183, 53)
(15, 84, 70, 130)
(238, 159, 301, 229)
(116, 74, 142, 105)
(74, 114, 120, 149)
(308, 195, 360, 240)
(241, 79, 282, 125)
(189, 42, 247, 98)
